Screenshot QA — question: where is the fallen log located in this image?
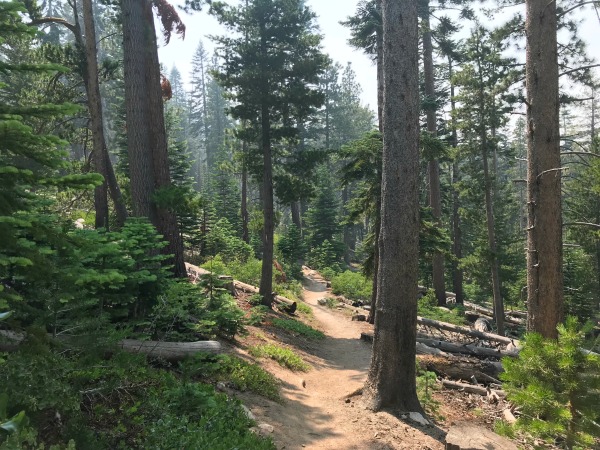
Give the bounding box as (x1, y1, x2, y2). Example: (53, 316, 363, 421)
(0, 330, 222, 361)
(419, 354, 503, 381)
(417, 338, 515, 359)
(233, 280, 297, 314)
(463, 302, 524, 325)
(185, 262, 298, 313)
(417, 316, 518, 346)
(118, 339, 221, 361)
(441, 379, 506, 398)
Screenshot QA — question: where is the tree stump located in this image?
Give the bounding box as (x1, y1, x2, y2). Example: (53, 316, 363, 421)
(445, 424, 518, 450)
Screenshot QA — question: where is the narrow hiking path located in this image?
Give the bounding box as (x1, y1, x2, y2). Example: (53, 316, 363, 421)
(238, 269, 446, 450)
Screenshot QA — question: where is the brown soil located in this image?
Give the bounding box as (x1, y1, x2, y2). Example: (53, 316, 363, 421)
(229, 268, 514, 450)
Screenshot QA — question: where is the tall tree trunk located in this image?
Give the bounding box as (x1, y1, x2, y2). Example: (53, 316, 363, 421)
(80, 0, 108, 229)
(422, 1, 445, 306)
(82, 0, 127, 229)
(122, 0, 185, 277)
(343, 187, 352, 265)
(525, 0, 563, 338)
(363, 0, 422, 413)
(259, 104, 274, 306)
(476, 51, 504, 336)
(482, 134, 505, 336)
(448, 58, 464, 304)
(291, 201, 302, 233)
(241, 142, 249, 243)
(258, 27, 274, 306)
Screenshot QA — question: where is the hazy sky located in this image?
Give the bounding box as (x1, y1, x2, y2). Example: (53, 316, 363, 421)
(157, 0, 600, 112)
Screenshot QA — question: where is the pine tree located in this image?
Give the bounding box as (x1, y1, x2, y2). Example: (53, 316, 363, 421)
(211, 0, 328, 306)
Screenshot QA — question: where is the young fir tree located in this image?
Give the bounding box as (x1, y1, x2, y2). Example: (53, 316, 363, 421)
(211, 0, 328, 306)
(0, 0, 101, 308)
(501, 317, 600, 449)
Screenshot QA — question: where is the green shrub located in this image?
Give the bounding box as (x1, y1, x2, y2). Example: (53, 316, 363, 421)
(148, 279, 244, 341)
(319, 267, 337, 281)
(220, 356, 281, 402)
(416, 364, 441, 419)
(249, 344, 310, 372)
(271, 318, 325, 340)
(330, 270, 372, 302)
(247, 305, 270, 326)
(204, 218, 253, 263)
(501, 317, 600, 449)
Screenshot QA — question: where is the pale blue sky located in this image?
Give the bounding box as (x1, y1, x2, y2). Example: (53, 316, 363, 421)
(157, 0, 600, 113)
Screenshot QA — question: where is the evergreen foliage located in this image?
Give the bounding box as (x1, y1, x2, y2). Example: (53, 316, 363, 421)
(502, 318, 600, 449)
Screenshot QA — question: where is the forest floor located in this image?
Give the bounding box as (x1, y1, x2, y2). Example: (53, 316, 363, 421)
(225, 268, 517, 450)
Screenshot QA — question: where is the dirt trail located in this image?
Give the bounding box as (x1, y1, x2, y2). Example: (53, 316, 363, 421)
(242, 269, 446, 450)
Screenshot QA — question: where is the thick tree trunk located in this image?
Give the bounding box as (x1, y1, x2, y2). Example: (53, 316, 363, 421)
(422, 1, 445, 306)
(363, 0, 422, 413)
(122, 0, 185, 277)
(525, 0, 563, 338)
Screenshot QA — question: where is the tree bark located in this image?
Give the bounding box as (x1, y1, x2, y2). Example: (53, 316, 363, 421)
(448, 57, 464, 304)
(241, 143, 250, 243)
(80, 0, 109, 229)
(258, 27, 274, 306)
(422, 0, 446, 306)
(363, 0, 422, 413)
(122, 0, 185, 277)
(475, 45, 504, 336)
(525, 0, 564, 338)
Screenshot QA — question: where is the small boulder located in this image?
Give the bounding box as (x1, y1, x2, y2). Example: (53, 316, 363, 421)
(352, 314, 367, 322)
(474, 317, 492, 333)
(317, 298, 328, 306)
(257, 423, 274, 435)
(408, 412, 430, 426)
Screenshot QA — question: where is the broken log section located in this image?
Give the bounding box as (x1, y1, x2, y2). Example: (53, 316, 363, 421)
(420, 355, 503, 381)
(463, 302, 524, 325)
(442, 379, 505, 398)
(445, 423, 517, 450)
(417, 338, 516, 358)
(233, 280, 297, 313)
(417, 316, 518, 346)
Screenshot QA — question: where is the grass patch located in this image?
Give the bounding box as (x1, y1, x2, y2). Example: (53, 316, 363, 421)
(272, 318, 325, 340)
(221, 356, 281, 402)
(181, 354, 281, 402)
(249, 344, 310, 372)
(418, 291, 467, 325)
(296, 302, 312, 315)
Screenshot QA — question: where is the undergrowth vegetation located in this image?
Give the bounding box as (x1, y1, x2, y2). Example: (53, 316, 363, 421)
(271, 318, 325, 340)
(249, 344, 310, 372)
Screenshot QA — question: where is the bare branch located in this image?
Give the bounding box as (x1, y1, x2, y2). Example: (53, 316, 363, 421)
(28, 17, 76, 34)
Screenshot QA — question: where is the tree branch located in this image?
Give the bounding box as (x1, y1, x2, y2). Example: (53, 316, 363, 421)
(28, 17, 76, 34)
(559, 63, 600, 79)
